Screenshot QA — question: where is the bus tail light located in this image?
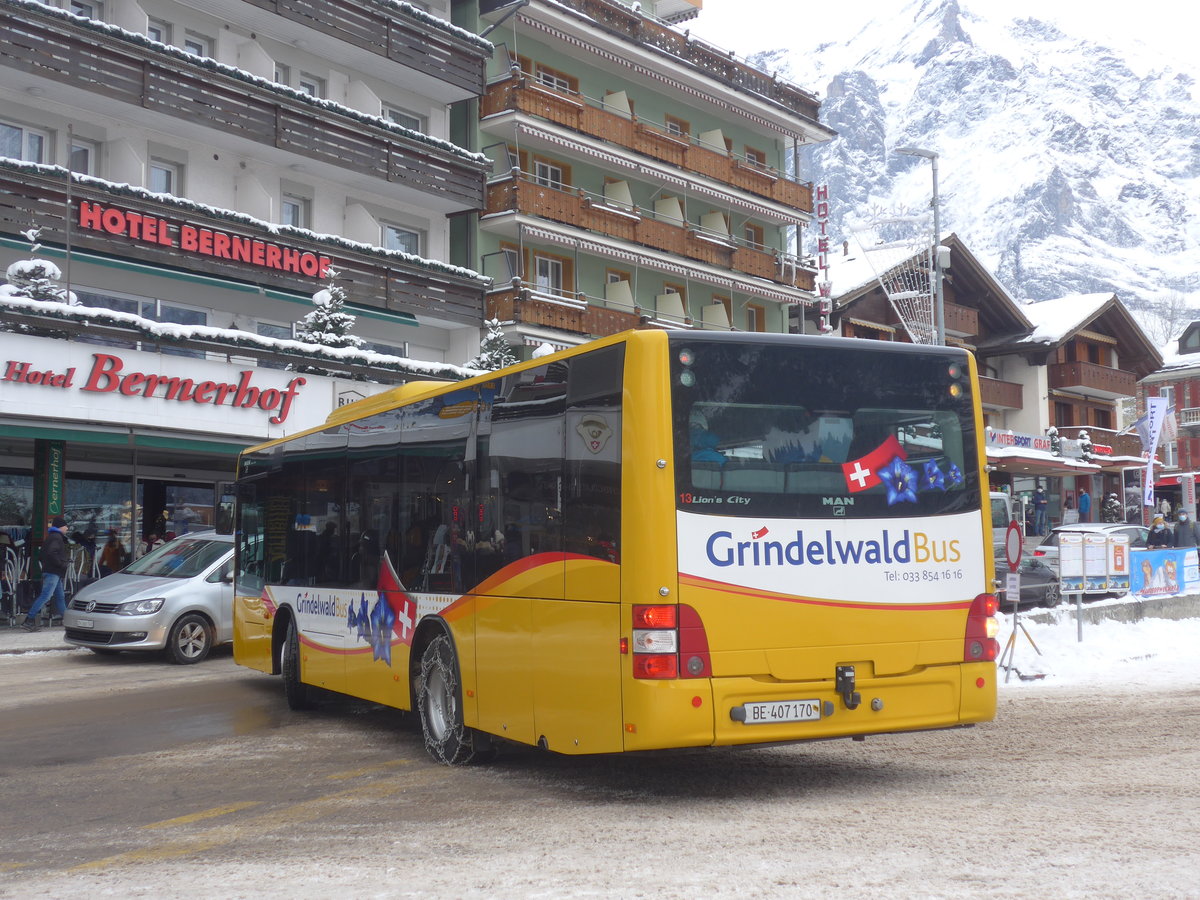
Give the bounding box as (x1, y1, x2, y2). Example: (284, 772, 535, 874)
(964, 592, 1000, 662)
(631, 604, 711, 679)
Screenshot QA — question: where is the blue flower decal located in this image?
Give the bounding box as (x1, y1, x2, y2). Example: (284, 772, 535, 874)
(921, 459, 946, 492)
(368, 596, 396, 665)
(878, 456, 918, 506)
(946, 462, 963, 486)
(348, 597, 371, 643)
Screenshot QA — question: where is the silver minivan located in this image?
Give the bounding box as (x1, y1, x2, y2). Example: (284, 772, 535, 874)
(63, 532, 234, 664)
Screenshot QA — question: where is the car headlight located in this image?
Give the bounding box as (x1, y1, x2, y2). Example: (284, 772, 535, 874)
(115, 598, 165, 616)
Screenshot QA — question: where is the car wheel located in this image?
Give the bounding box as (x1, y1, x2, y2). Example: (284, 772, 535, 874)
(281, 617, 312, 710)
(166, 613, 212, 664)
(416, 633, 492, 765)
(1044, 581, 1062, 608)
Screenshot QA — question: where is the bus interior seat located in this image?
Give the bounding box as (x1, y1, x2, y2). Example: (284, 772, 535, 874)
(691, 460, 723, 489)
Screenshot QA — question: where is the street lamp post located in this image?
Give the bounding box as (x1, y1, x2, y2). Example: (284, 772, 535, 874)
(894, 146, 943, 345)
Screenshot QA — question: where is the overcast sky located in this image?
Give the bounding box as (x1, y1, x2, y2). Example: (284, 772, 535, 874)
(688, 0, 1196, 74)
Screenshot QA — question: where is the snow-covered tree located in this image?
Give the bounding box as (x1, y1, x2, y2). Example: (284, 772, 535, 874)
(465, 318, 518, 371)
(0, 228, 77, 336)
(295, 269, 363, 351)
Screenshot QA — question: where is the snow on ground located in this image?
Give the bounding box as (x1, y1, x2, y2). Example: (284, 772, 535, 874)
(995, 597, 1199, 688)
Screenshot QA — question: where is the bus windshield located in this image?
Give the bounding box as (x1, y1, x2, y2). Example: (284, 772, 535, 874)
(671, 337, 980, 519)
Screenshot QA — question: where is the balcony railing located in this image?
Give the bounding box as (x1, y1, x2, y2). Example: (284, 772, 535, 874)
(0, 3, 487, 210)
(1048, 361, 1137, 399)
(943, 300, 979, 338)
(1180, 407, 1200, 428)
(241, 0, 490, 97)
(978, 376, 1022, 410)
(1, 163, 485, 326)
(485, 176, 815, 292)
(481, 75, 814, 211)
(1055, 426, 1145, 461)
(530, 0, 822, 125)
(487, 287, 641, 338)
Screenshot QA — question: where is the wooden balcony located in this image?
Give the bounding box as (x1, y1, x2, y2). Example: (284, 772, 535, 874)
(486, 177, 816, 291)
(0, 5, 487, 210)
(496, 0, 822, 125)
(481, 76, 814, 212)
(943, 300, 979, 338)
(1056, 427, 1145, 461)
(486, 288, 641, 339)
(0, 163, 485, 326)
(978, 376, 1023, 410)
(1048, 361, 1137, 400)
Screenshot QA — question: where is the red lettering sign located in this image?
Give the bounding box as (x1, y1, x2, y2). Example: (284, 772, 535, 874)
(77, 201, 332, 279)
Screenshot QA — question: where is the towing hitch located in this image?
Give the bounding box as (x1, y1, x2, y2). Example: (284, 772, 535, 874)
(836, 665, 861, 710)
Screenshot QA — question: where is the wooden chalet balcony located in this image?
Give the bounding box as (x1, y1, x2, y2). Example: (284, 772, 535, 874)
(1047, 361, 1137, 400)
(1056, 427, 1145, 461)
(529, 0, 822, 124)
(0, 164, 485, 326)
(486, 287, 641, 339)
(978, 376, 1022, 410)
(0, 4, 486, 210)
(481, 76, 814, 212)
(486, 177, 816, 291)
(943, 300, 979, 338)
(241, 0, 489, 98)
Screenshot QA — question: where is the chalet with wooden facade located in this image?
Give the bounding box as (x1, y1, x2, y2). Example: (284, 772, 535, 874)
(806, 234, 1162, 530)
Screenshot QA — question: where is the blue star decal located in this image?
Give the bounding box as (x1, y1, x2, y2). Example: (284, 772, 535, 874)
(878, 456, 919, 506)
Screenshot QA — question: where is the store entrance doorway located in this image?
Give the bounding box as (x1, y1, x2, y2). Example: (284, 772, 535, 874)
(134, 480, 216, 557)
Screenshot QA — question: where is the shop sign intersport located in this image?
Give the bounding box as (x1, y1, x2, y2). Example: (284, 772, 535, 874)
(0, 332, 381, 440)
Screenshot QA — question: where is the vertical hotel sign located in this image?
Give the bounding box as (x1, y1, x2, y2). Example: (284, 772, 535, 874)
(815, 184, 833, 333)
(31, 439, 65, 550)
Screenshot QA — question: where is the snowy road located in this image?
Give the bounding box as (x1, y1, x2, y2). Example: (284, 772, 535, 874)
(1, 616, 1197, 899)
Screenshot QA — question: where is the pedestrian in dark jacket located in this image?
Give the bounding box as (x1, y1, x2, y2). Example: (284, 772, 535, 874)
(1173, 511, 1200, 549)
(21, 516, 70, 632)
(1147, 516, 1173, 548)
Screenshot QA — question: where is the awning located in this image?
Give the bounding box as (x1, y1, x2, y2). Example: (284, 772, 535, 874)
(987, 447, 1101, 477)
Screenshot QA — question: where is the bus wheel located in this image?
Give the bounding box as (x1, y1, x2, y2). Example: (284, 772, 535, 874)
(282, 618, 312, 710)
(418, 633, 488, 765)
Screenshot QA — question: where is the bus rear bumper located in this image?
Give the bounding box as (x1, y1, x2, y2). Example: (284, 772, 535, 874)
(708, 662, 996, 747)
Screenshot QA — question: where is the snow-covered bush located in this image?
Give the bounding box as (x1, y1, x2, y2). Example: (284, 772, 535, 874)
(465, 318, 518, 371)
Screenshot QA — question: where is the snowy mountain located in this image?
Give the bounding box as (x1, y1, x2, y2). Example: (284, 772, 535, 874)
(749, 0, 1200, 318)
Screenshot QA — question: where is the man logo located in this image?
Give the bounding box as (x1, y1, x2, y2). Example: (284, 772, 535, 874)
(833, 506, 846, 517)
(822, 497, 854, 506)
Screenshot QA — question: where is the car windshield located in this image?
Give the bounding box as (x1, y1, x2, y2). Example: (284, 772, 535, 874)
(123, 538, 229, 578)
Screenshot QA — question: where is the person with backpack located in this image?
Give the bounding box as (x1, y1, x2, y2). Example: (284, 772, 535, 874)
(21, 516, 70, 632)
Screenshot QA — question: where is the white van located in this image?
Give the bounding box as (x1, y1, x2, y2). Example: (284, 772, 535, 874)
(990, 491, 1014, 546)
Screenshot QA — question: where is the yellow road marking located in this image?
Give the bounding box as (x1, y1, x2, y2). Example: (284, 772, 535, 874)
(140, 801, 262, 830)
(69, 770, 448, 873)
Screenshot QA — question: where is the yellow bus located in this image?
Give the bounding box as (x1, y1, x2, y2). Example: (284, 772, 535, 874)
(233, 330, 998, 763)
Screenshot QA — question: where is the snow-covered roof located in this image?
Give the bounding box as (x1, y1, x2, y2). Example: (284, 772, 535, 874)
(0, 292, 484, 382)
(1017, 293, 1113, 346)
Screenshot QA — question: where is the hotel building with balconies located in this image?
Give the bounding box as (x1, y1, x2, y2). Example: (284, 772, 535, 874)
(461, 0, 833, 353)
(0, 0, 491, 556)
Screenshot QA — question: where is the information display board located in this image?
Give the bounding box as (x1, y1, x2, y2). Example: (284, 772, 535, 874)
(1059, 532, 1084, 593)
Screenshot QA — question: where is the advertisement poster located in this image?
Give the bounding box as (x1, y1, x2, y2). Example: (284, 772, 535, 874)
(1131, 548, 1199, 598)
(1084, 534, 1109, 592)
(1059, 532, 1084, 593)
(1107, 534, 1131, 593)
